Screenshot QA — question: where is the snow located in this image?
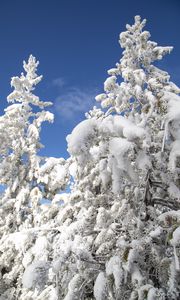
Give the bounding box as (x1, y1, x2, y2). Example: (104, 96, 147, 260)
(168, 182, 180, 200)
(4, 103, 22, 113)
(67, 118, 97, 156)
(107, 68, 119, 76)
(164, 92, 180, 136)
(109, 136, 137, 190)
(28, 124, 39, 139)
(94, 272, 107, 300)
(138, 285, 156, 300)
(22, 251, 33, 268)
(52, 193, 69, 204)
(106, 256, 123, 289)
(7, 232, 30, 252)
(47, 287, 59, 300)
(104, 76, 117, 92)
(31, 235, 48, 260)
(63, 274, 82, 300)
(96, 207, 110, 229)
(68, 161, 77, 177)
(95, 93, 107, 102)
(123, 123, 145, 141)
(38, 157, 69, 192)
(172, 227, 180, 246)
(147, 287, 157, 300)
(158, 210, 180, 225)
(133, 69, 146, 85)
(110, 115, 146, 142)
(109, 137, 132, 163)
(131, 265, 144, 285)
(169, 140, 180, 171)
(136, 150, 151, 170)
(170, 226, 180, 270)
(22, 261, 49, 290)
(173, 245, 180, 271)
(149, 226, 163, 238)
(36, 111, 54, 126)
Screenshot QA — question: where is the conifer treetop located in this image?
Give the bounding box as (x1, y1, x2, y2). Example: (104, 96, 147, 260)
(7, 55, 52, 108)
(96, 15, 179, 122)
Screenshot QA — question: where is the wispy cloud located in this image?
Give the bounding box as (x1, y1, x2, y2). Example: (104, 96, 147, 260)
(54, 86, 99, 121)
(52, 77, 66, 88)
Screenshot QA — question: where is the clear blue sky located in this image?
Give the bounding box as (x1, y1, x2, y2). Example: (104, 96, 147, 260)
(0, 0, 179, 159)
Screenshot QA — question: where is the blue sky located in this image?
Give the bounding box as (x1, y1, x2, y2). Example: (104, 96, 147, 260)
(0, 0, 179, 159)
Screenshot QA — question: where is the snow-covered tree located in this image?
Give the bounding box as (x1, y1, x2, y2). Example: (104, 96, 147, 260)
(45, 16, 180, 300)
(0, 55, 69, 299)
(1, 16, 180, 300)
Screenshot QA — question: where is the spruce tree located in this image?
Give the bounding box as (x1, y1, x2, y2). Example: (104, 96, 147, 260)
(48, 16, 180, 300)
(0, 55, 69, 299)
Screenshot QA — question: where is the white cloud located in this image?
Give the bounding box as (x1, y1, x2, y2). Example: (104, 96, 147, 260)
(54, 86, 99, 120)
(52, 77, 66, 88)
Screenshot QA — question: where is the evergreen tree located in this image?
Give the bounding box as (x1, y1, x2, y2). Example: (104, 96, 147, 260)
(0, 55, 69, 299)
(46, 16, 180, 300)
